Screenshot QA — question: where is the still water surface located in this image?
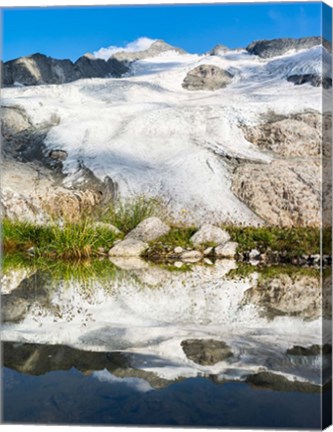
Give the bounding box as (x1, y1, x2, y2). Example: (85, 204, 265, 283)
(1, 258, 330, 427)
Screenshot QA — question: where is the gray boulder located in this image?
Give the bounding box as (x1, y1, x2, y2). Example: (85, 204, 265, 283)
(190, 224, 230, 246)
(215, 241, 238, 258)
(180, 250, 203, 263)
(125, 217, 170, 242)
(182, 64, 233, 91)
(108, 238, 148, 257)
(108, 256, 149, 270)
(246, 36, 327, 59)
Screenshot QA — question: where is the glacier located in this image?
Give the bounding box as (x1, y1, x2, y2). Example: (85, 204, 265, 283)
(1, 44, 328, 224)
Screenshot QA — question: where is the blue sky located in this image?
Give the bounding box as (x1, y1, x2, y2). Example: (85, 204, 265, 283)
(1, 2, 325, 61)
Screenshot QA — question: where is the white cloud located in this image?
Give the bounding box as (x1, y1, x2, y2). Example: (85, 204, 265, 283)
(93, 37, 156, 60)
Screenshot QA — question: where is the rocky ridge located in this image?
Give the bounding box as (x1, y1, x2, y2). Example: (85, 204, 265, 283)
(246, 36, 330, 58)
(2, 52, 129, 87)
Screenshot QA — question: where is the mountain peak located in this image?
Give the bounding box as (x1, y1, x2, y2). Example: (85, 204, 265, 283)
(109, 39, 186, 62)
(82, 52, 96, 60)
(208, 44, 229, 56)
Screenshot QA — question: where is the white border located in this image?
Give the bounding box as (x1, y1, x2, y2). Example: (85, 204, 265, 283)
(0, 0, 332, 7)
(0, 1, 332, 432)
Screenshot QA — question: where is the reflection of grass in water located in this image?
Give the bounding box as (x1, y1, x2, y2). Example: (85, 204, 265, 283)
(3, 253, 122, 286)
(227, 263, 321, 280)
(37, 258, 121, 284)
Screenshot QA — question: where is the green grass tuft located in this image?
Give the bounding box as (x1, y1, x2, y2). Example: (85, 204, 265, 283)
(225, 225, 320, 258)
(98, 196, 162, 234)
(3, 218, 118, 259)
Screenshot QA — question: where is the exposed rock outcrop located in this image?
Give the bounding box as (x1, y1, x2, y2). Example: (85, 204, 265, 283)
(2, 52, 128, 87)
(241, 273, 324, 320)
(286, 344, 331, 356)
(242, 111, 322, 157)
(287, 74, 332, 89)
(246, 36, 328, 58)
(182, 64, 233, 90)
(232, 159, 320, 227)
(74, 53, 128, 78)
(1, 160, 105, 223)
(1, 104, 117, 223)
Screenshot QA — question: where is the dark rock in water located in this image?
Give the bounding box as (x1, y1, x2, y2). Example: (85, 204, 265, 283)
(182, 64, 233, 91)
(287, 344, 332, 356)
(246, 36, 328, 58)
(287, 74, 332, 89)
(181, 339, 233, 365)
(246, 372, 320, 393)
(2, 52, 129, 87)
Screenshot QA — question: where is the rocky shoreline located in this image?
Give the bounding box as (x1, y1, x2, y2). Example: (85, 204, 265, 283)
(4, 216, 329, 268)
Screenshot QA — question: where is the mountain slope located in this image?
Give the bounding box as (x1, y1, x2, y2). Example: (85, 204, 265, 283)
(1, 38, 331, 225)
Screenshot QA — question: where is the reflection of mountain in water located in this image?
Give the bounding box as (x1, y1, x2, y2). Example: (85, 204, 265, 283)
(241, 273, 330, 320)
(1, 260, 330, 387)
(3, 341, 327, 394)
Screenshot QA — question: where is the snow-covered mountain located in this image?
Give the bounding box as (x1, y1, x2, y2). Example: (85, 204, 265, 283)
(1, 37, 332, 225)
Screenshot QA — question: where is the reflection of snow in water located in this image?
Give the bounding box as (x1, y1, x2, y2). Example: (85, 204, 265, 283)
(0, 260, 324, 385)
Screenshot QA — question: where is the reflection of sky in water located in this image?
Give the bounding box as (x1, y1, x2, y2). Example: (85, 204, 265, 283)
(2, 366, 324, 428)
(1, 260, 330, 428)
